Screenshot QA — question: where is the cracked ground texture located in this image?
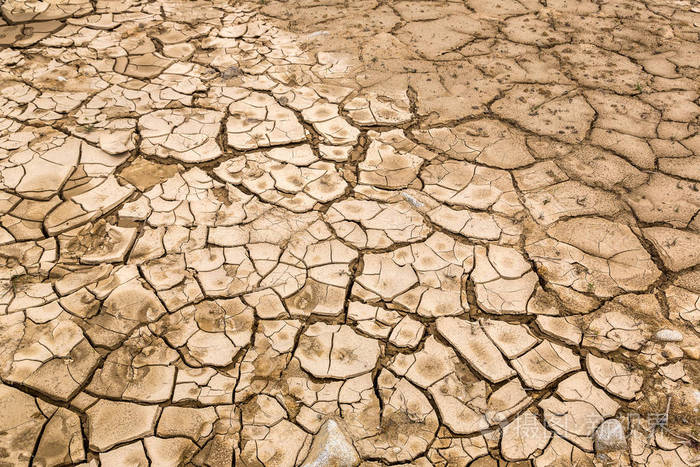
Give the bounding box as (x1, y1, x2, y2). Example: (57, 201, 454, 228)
(0, 0, 699, 465)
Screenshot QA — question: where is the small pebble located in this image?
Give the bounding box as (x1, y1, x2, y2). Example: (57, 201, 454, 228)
(401, 192, 424, 208)
(655, 329, 683, 342)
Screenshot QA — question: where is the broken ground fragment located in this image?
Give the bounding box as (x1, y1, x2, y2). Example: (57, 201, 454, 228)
(536, 315, 583, 346)
(188, 405, 240, 466)
(1, 196, 60, 241)
(34, 406, 86, 466)
(427, 204, 503, 241)
(0, 383, 46, 465)
(279, 224, 357, 317)
(520, 179, 624, 226)
(80, 140, 129, 177)
(97, 441, 147, 465)
(585, 91, 660, 139)
(2, 0, 92, 21)
(539, 372, 620, 451)
(482, 319, 539, 358)
(624, 173, 700, 228)
(143, 437, 199, 466)
(68, 79, 194, 154)
(391, 336, 530, 435)
(421, 159, 523, 215)
(586, 353, 643, 400)
(427, 430, 490, 465)
(526, 217, 661, 298)
(86, 399, 160, 452)
(325, 198, 431, 249)
(389, 315, 425, 348)
(555, 145, 648, 192)
(354, 250, 419, 301)
(295, 323, 380, 379)
(347, 301, 402, 339)
(236, 319, 301, 401)
(0, 21, 63, 47)
(114, 52, 173, 80)
(502, 14, 568, 46)
(243, 288, 289, 319)
(44, 176, 134, 235)
(354, 369, 438, 463)
(142, 253, 186, 291)
(436, 317, 516, 383)
(1, 80, 88, 123)
(79, 275, 166, 349)
(534, 434, 594, 466)
(343, 89, 412, 126)
(582, 310, 648, 353)
(554, 44, 649, 94)
(0, 311, 100, 401)
(359, 129, 436, 189)
(408, 63, 503, 125)
(139, 108, 224, 163)
(491, 85, 595, 143)
(172, 363, 236, 406)
(239, 395, 312, 466)
(215, 147, 347, 213)
(471, 245, 538, 314)
(642, 227, 700, 272)
(52, 263, 112, 297)
(87, 327, 178, 402)
(413, 119, 535, 169)
(428, 373, 491, 436)
(0, 128, 80, 200)
(500, 411, 551, 461)
(390, 336, 459, 389)
(226, 90, 306, 150)
(283, 362, 344, 432)
(354, 233, 474, 318)
(142, 167, 267, 227)
(59, 221, 137, 264)
(150, 298, 254, 367)
(156, 405, 217, 446)
(511, 340, 581, 390)
(0, 240, 54, 286)
(665, 280, 700, 333)
(301, 101, 360, 145)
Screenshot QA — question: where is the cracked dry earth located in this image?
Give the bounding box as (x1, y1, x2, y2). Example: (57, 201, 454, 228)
(1, 0, 700, 466)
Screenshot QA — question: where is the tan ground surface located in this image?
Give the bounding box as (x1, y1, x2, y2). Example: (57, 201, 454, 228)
(0, 0, 699, 465)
